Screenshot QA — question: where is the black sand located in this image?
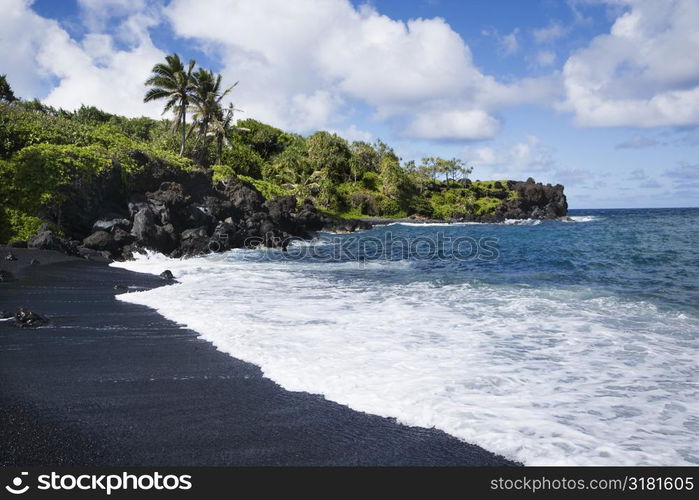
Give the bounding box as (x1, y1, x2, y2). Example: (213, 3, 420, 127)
(0, 247, 517, 466)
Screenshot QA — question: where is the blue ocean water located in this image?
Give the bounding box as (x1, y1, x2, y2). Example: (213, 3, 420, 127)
(115, 208, 699, 465)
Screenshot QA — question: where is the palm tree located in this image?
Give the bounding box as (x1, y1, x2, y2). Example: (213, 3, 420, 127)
(209, 103, 242, 164)
(187, 69, 237, 164)
(188, 71, 235, 140)
(144, 53, 196, 156)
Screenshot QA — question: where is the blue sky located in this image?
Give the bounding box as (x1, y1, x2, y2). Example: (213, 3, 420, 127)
(2, 0, 698, 209)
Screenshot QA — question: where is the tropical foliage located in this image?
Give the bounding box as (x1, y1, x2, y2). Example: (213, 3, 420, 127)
(0, 64, 518, 242)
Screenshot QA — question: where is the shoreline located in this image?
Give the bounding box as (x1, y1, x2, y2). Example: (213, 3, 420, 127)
(0, 248, 518, 466)
(359, 215, 575, 226)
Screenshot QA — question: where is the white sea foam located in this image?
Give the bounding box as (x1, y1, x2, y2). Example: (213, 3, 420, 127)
(504, 218, 542, 225)
(569, 215, 600, 222)
(387, 222, 483, 227)
(113, 251, 699, 465)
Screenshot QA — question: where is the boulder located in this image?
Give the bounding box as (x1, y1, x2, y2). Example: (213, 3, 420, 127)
(0, 270, 15, 282)
(130, 208, 177, 253)
(211, 220, 245, 250)
(128, 193, 149, 217)
(76, 246, 112, 263)
(184, 204, 216, 230)
(222, 179, 264, 215)
(179, 227, 212, 256)
(179, 169, 214, 202)
(146, 181, 190, 227)
(82, 231, 117, 252)
(92, 218, 132, 233)
(27, 229, 74, 254)
(15, 307, 49, 328)
(113, 228, 134, 246)
(199, 195, 236, 221)
(160, 270, 174, 280)
(8, 240, 27, 248)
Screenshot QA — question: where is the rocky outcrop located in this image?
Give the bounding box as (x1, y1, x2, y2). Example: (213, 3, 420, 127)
(45, 169, 366, 262)
(499, 179, 567, 220)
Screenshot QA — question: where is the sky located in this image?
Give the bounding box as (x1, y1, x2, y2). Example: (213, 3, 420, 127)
(1, 0, 698, 209)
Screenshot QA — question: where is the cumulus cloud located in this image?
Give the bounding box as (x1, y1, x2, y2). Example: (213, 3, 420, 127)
(0, 0, 165, 117)
(165, 0, 556, 138)
(561, 0, 699, 128)
(463, 135, 557, 180)
(77, 0, 147, 32)
(405, 110, 501, 141)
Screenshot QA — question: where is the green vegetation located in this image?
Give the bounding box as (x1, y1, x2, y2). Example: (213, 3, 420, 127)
(0, 59, 521, 242)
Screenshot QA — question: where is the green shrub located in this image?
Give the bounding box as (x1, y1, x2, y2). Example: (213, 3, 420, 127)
(0, 207, 42, 242)
(8, 143, 111, 214)
(237, 175, 289, 200)
(220, 138, 264, 178)
(361, 171, 380, 191)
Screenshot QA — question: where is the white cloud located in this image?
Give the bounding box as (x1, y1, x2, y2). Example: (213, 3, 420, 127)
(535, 50, 556, 67)
(532, 21, 567, 44)
(498, 29, 520, 56)
(329, 124, 373, 143)
(77, 0, 147, 32)
(165, 0, 556, 138)
(0, 0, 165, 117)
(561, 0, 699, 128)
(405, 110, 501, 140)
(462, 135, 556, 180)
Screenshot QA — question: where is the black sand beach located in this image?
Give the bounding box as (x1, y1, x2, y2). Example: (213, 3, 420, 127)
(0, 247, 516, 466)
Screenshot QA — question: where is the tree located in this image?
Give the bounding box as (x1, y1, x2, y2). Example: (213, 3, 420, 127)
(0, 75, 16, 102)
(236, 119, 293, 161)
(186, 68, 236, 164)
(210, 103, 237, 165)
(349, 141, 380, 182)
(265, 141, 322, 200)
(144, 53, 196, 156)
(419, 157, 472, 182)
(306, 131, 351, 183)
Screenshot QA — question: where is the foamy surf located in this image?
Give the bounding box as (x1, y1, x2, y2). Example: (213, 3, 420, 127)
(113, 234, 698, 466)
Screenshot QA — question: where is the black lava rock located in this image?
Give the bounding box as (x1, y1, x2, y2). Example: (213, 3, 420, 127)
(0, 270, 15, 282)
(27, 229, 74, 254)
(160, 270, 174, 280)
(82, 231, 117, 252)
(15, 307, 49, 328)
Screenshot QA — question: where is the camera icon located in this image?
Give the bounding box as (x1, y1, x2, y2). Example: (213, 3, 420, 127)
(5, 472, 29, 495)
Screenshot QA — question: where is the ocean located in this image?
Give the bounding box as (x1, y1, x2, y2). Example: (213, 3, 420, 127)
(113, 208, 699, 465)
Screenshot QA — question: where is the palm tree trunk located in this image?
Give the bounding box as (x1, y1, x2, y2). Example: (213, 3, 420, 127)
(180, 109, 186, 156)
